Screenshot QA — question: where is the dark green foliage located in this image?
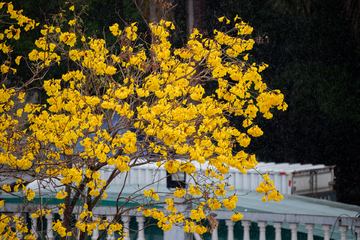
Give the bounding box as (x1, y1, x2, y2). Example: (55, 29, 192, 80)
(211, 0, 360, 205)
(8, 0, 360, 205)
(169, 0, 360, 204)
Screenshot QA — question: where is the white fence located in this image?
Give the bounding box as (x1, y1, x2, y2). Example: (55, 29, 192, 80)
(2, 204, 360, 240)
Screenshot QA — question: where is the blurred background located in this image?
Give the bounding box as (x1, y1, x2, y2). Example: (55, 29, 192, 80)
(9, 0, 360, 205)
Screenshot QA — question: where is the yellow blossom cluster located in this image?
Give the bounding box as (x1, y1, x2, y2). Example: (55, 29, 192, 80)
(0, 2, 37, 74)
(58, 203, 66, 215)
(144, 188, 160, 201)
(0, 4, 287, 238)
(231, 212, 243, 221)
(53, 219, 72, 237)
(1, 214, 33, 240)
(31, 209, 52, 219)
(190, 203, 206, 222)
(256, 173, 284, 202)
(173, 188, 187, 198)
(223, 195, 238, 210)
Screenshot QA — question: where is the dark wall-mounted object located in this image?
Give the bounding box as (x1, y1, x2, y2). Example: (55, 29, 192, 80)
(166, 171, 187, 189)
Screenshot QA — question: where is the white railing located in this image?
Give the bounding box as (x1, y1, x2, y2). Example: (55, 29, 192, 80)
(2, 203, 360, 240)
(213, 211, 360, 240)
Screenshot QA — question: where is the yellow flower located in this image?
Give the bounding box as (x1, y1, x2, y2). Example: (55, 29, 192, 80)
(231, 212, 243, 221)
(102, 192, 108, 199)
(109, 23, 121, 36)
(263, 173, 270, 182)
(59, 32, 77, 47)
(68, 19, 76, 26)
(174, 188, 186, 198)
(142, 209, 152, 217)
(79, 210, 88, 219)
(56, 190, 68, 199)
(26, 188, 36, 201)
(69, 5, 74, 11)
(15, 56, 22, 65)
(105, 66, 117, 75)
(188, 184, 202, 196)
(184, 220, 194, 233)
(0, 42, 11, 53)
(4, 25, 21, 40)
(194, 225, 207, 234)
(125, 23, 138, 41)
(223, 195, 238, 210)
(247, 125, 263, 137)
(28, 49, 39, 61)
(166, 198, 178, 212)
(144, 189, 160, 201)
(2, 184, 11, 192)
(207, 198, 221, 210)
(53, 219, 67, 237)
(1, 64, 10, 74)
(164, 160, 180, 174)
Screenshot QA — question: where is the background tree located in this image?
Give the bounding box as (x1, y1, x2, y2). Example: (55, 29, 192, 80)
(7, 0, 360, 206)
(165, 0, 360, 205)
(0, 2, 286, 239)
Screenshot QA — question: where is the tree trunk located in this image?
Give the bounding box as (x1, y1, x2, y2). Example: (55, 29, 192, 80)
(187, 0, 205, 35)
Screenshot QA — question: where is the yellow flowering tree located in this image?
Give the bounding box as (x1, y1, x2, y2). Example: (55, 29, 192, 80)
(0, 2, 287, 240)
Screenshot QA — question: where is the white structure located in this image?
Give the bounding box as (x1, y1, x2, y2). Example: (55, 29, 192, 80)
(99, 161, 335, 197)
(2, 201, 360, 240)
(0, 162, 358, 240)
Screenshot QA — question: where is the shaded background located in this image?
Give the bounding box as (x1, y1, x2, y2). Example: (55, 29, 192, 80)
(9, 0, 360, 205)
